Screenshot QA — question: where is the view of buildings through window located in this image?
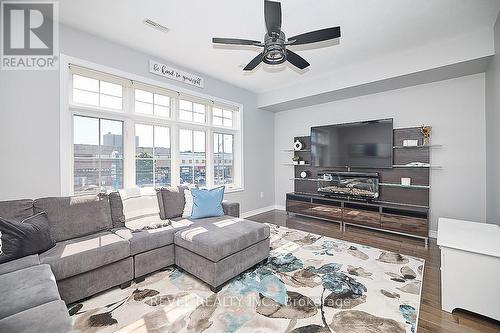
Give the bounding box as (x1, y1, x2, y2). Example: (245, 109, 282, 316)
(179, 129, 206, 186)
(73, 116, 124, 194)
(214, 133, 233, 185)
(70, 69, 239, 194)
(135, 124, 171, 187)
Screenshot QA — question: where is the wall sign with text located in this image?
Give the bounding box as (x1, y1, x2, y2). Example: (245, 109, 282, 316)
(149, 60, 204, 88)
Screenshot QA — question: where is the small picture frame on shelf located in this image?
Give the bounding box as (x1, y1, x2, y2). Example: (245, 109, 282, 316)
(401, 177, 411, 186)
(299, 161, 306, 165)
(403, 139, 419, 147)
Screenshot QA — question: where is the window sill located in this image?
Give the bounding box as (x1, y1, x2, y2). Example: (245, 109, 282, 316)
(224, 187, 244, 194)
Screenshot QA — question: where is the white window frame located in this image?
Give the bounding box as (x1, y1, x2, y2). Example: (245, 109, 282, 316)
(178, 128, 207, 186)
(213, 132, 235, 186)
(133, 81, 174, 119)
(178, 97, 207, 124)
(212, 106, 235, 128)
(135, 123, 172, 188)
(72, 115, 125, 194)
(59, 54, 244, 195)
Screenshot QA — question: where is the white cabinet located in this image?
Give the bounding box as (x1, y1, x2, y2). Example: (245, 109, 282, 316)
(437, 218, 500, 321)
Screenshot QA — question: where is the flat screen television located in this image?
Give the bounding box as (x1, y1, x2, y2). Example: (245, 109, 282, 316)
(311, 119, 393, 168)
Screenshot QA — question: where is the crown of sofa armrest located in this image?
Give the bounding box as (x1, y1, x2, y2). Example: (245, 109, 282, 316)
(222, 201, 240, 218)
(0, 254, 40, 276)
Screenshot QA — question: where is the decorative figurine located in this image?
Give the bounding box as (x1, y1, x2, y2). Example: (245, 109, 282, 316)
(420, 125, 432, 145)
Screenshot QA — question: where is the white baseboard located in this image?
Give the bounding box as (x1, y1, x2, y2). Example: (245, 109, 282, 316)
(275, 205, 285, 211)
(241, 205, 279, 218)
(429, 230, 437, 239)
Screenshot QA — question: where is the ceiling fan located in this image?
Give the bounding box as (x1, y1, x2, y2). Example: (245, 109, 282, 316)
(212, 0, 341, 71)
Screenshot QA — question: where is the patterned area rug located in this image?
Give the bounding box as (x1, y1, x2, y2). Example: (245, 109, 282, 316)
(70, 223, 424, 333)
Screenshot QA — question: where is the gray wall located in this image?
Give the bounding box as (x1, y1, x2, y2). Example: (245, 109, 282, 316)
(274, 74, 487, 234)
(0, 25, 275, 214)
(486, 13, 500, 225)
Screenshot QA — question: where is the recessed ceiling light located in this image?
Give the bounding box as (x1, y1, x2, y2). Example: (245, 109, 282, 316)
(143, 18, 169, 33)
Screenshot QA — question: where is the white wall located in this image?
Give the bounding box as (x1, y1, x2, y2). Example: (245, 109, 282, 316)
(486, 13, 500, 225)
(259, 27, 494, 109)
(0, 25, 275, 214)
(274, 74, 487, 233)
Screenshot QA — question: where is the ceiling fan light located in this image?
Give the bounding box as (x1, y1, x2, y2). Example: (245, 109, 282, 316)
(263, 46, 286, 65)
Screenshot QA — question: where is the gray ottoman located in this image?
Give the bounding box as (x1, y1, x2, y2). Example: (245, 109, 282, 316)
(174, 217, 270, 292)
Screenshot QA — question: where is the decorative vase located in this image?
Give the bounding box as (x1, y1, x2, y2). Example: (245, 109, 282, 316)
(420, 125, 432, 145)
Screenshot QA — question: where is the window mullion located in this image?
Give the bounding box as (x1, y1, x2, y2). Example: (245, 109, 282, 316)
(152, 126, 156, 188)
(124, 81, 136, 188)
(171, 124, 180, 186)
(191, 131, 195, 185)
(206, 129, 214, 189)
(97, 118, 102, 193)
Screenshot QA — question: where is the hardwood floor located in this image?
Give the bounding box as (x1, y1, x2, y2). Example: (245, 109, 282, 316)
(247, 210, 500, 333)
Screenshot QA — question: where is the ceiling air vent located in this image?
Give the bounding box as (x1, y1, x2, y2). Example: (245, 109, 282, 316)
(143, 19, 169, 33)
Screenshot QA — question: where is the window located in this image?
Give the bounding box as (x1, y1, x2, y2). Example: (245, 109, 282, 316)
(66, 65, 242, 195)
(179, 129, 206, 186)
(72, 74, 122, 110)
(214, 133, 234, 185)
(73, 115, 123, 194)
(134, 89, 170, 117)
(213, 107, 233, 127)
(135, 124, 171, 187)
(179, 99, 206, 123)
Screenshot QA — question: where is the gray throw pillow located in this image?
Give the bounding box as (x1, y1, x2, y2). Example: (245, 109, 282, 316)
(108, 192, 126, 228)
(34, 195, 112, 242)
(0, 212, 56, 264)
(156, 186, 186, 219)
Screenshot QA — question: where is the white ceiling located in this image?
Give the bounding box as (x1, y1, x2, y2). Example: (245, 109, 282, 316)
(59, 0, 500, 94)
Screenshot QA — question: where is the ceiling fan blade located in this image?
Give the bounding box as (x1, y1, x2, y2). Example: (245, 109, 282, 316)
(243, 52, 264, 71)
(264, 0, 282, 34)
(212, 38, 261, 46)
(288, 26, 341, 45)
(286, 49, 310, 70)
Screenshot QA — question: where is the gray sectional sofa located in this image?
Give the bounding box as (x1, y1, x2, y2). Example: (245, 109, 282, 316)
(0, 254, 73, 333)
(0, 188, 269, 333)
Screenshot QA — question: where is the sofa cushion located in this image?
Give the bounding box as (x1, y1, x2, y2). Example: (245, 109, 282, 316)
(0, 300, 72, 333)
(0, 264, 60, 319)
(0, 212, 55, 264)
(120, 187, 160, 222)
(174, 217, 270, 262)
(182, 188, 194, 218)
(114, 217, 192, 255)
(222, 201, 240, 218)
(109, 191, 126, 228)
(34, 195, 112, 242)
(39, 231, 130, 280)
(0, 199, 33, 221)
(0, 254, 39, 276)
(156, 186, 187, 219)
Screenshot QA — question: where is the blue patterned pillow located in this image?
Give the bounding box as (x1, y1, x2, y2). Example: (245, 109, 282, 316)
(190, 187, 225, 219)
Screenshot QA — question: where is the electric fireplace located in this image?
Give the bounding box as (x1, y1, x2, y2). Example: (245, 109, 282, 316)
(317, 172, 379, 200)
